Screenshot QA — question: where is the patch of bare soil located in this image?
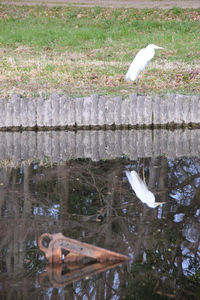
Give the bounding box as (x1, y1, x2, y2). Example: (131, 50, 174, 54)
(2, 0, 200, 8)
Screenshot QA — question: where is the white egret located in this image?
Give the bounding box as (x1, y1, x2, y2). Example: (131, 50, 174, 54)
(125, 44, 164, 95)
(125, 170, 165, 208)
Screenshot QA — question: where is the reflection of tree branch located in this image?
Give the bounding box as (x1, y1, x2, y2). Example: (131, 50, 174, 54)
(155, 290, 176, 298)
(79, 170, 105, 206)
(181, 288, 200, 298)
(170, 237, 183, 276)
(102, 196, 119, 217)
(172, 173, 200, 190)
(192, 184, 200, 202)
(1, 157, 200, 298)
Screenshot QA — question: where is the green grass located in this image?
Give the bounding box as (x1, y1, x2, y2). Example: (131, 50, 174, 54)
(0, 5, 199, 97)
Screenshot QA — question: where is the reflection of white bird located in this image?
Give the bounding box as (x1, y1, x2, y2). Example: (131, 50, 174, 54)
(125, 170, 165, 208)
(125, 44, 164, 94)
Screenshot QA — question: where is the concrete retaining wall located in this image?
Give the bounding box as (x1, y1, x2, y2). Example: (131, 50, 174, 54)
(0, 94, 199, 129)
(0, 129, 199, 164)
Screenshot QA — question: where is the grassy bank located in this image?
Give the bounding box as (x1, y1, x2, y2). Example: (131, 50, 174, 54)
(0, 5, 199, 97)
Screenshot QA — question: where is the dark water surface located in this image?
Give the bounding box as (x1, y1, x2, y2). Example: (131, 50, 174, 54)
(0, 154, 200, 299)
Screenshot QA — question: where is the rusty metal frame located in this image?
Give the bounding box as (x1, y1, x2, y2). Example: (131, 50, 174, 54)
(38, 232, 129, 264)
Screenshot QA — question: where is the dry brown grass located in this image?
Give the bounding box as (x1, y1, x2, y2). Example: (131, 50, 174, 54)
(0, 47, 199, 97)
(0, 5, 199, 97)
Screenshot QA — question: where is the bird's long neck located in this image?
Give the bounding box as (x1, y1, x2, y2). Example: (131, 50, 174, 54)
(148, 47, 155, 61)
(150, 48, 155, 57)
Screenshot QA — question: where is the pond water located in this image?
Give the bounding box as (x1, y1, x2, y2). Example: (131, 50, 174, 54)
(0, 130, 200, 299)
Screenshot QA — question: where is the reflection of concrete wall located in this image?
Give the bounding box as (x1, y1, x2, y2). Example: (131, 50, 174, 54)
(0, 129, 199, 163)
(0, 94, 199, 129)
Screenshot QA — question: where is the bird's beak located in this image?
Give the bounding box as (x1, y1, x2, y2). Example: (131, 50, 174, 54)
(156, 202, 166, 206)
(158, 46, 165, 50)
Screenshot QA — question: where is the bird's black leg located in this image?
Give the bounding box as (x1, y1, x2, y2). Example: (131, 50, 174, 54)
(136, 78, 140, 96)
(142, 159, 145, 183)
(141, 72, 145, 95)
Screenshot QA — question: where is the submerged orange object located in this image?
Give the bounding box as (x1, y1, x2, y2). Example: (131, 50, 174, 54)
(38, 232, 129, 264)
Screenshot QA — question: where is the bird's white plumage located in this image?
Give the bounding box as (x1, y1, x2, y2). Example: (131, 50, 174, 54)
(125, 44, 164, 82)
(126, 170, 164, 208)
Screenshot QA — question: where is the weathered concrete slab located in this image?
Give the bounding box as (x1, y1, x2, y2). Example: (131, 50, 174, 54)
(51, 94, 60, 127)
(153, 95, 168, 124)
(129, 94, 137, 125)
(181, 95, 190, 124)
(75, 97, 84, 126)
(59, 95, 68, 126)
(190, 95, 199, 124)
(121, 98, 130, 125)
(98, 96, 107, 126)
(166, 94, 176, 124)
(105, 98, 115, 126)
(0, 94, 199, 129)
(114, 96, 122, 126)
(37, 97, 45, 127)
(68, 99, 76, 126)
(12, 95, 21, 127)
(5, 99, 14, 127)
(82, 97, 92, 126)
(0, 98, 6, 128)
(43, 99, 52, 127)
(20, 98, 28, 127)
(90, 94, 99, 126)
